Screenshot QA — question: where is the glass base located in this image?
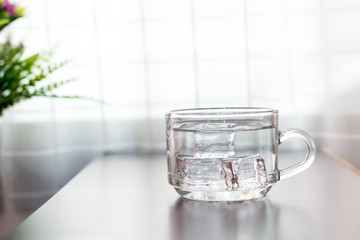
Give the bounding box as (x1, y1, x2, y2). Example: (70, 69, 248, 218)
(175, 186, 272, 201)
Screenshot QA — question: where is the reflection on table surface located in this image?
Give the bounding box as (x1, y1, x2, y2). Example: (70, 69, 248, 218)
(3, 153, 360, 240)
(170, 197, 279, 240)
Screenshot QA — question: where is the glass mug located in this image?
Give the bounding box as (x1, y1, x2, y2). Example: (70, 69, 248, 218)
(166, 107, 316, 201)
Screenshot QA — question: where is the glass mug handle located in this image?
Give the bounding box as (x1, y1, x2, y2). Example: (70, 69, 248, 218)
(278, 128, 316, 180)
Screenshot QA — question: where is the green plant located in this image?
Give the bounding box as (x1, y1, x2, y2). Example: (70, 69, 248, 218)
(0, 0, 24, 31)
(0, 0, 82, 116)
(0, 40, 78, 116)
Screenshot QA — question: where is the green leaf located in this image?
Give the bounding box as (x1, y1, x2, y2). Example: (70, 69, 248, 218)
(0, 19, 10, 27)
(0, 37, 101, 117)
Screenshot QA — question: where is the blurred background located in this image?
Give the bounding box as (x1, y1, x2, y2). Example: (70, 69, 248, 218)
(1, 0, 360, 237)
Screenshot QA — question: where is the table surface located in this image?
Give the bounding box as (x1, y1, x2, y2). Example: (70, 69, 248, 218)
(4, 152, 360, 240)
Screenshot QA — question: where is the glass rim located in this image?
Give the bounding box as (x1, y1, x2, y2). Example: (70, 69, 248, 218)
(166, 107, 278, 118)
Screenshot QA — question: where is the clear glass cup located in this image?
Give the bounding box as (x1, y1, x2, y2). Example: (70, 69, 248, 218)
(166, 107, 316, 201)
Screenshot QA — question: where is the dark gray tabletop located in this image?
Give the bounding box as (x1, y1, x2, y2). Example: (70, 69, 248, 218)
(4, 152, 360, 240)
